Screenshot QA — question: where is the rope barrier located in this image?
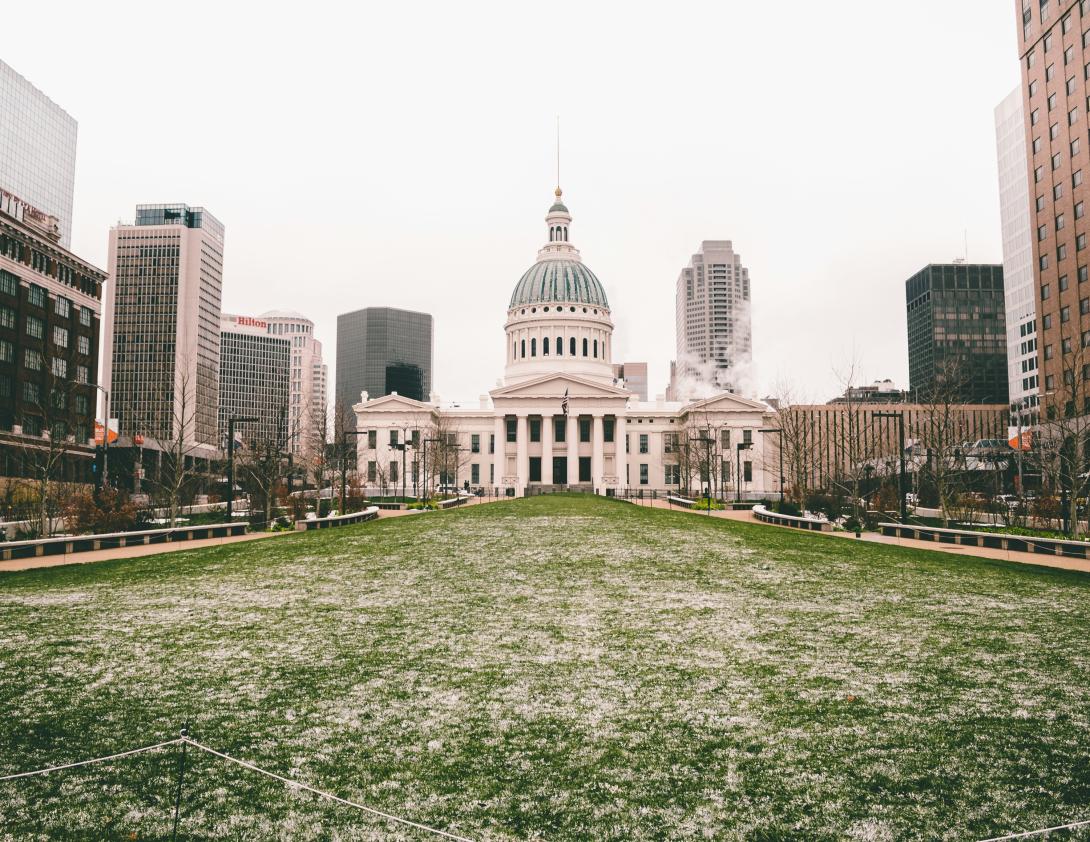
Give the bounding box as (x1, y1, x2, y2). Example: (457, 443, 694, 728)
(0, 738, 183, 781)
(977, 817, 1090, 841)
(181, 738, 475, 841)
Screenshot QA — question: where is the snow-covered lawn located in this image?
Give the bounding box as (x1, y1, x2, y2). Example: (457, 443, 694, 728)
(1, 495, 1089, 840)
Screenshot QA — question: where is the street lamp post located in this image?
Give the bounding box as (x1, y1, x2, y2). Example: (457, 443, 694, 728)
(93, 385, 110, 488)
(697, 434, 715, 516)
(226, 416, 257, 521)
(758, 427, 784, 505)
(736, 441, 753, 504)
(873, 411, 907, 521)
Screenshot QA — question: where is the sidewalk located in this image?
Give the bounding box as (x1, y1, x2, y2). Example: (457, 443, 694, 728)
(627, 497, 1090, 576)
(0, 530, 284, 574)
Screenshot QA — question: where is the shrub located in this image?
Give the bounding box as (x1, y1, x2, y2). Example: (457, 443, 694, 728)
(64, 487, 137, 535)
(775, 500, 802, 517)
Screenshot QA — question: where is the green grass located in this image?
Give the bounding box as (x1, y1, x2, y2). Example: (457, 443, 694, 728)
(1, 495, 1089, 841)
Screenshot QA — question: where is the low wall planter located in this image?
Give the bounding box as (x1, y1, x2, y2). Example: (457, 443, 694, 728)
(752, 505, 834, 532)
(878, 522, 1090, 559)
(0, 522, 248, 562)
(295, 507, 379, 531)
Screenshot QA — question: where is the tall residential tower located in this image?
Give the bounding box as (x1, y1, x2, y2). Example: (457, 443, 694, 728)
(996, 86, 1039, 429)
(671, 240, 752, 399)
(102, 204, 225, 451)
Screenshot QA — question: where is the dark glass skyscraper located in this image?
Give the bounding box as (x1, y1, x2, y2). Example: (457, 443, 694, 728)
(335, 307, 433, 410)
(905, 263, 1008, 404)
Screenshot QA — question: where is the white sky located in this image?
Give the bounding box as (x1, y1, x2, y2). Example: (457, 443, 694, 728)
(3, 0, 1021, 404)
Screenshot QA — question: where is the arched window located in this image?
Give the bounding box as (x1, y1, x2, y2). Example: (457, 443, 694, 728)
(570, 336, 576, 356)
(531, 338, 537, 357)
(543, 337, 550, 355)
(564, 227, 568, 241)
(593, 339, 598, 358)
(583, 337, 588, 357)
(556, 336, 563, 355)
(521, 339, 526, 358)
(512, 341, 516, 359)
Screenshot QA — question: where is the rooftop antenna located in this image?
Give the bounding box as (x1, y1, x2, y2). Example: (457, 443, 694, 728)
(556, 115, 561, 191)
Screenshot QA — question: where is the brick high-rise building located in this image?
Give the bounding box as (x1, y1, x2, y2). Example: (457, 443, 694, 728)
(1016, 0, 1090, 418)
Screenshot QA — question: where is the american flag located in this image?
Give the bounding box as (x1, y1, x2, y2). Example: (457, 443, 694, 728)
(561, 388, 569, 417)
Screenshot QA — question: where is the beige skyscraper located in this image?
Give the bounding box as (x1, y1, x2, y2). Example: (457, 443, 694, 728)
(101, 204, 225, 451)
(670, 240, 752, 399)
(260, 310, 327, 460)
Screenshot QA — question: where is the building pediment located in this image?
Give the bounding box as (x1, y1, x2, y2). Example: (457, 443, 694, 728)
(490, 372, 630, 401)
(353, 393, 437, 415)
(682, 391, 772, 415)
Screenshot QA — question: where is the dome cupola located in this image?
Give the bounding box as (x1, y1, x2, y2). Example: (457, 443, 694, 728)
(503, 187, 614, 385)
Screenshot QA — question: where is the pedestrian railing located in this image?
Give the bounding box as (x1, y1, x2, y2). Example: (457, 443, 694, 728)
(878, 522, 1090, 559)
(752, 505, 834, 532)
(0, 522, 249, 562)
(295, 507, 379, 531)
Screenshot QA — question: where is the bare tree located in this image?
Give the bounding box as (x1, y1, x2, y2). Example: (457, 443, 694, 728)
(16, 367, 89, 536)
(915, 358, 973, 527)
(238, 407, 289, 529)
(769, 378, 823, 509)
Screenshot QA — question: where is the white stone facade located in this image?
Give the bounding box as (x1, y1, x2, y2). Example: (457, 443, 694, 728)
(260, 310, 326, 460)
(354, 189, 776, 498)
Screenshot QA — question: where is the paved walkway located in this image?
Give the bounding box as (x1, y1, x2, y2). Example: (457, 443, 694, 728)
(627, 497, 1090, 576)
(0, 531, 283, 574)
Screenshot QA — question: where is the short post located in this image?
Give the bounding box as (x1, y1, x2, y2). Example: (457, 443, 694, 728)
(171, 722, 190, 842)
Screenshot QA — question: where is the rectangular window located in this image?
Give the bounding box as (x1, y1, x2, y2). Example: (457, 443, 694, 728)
(26, 316, 43, 339)
(1067, 44, 1076, 64)
(0, 306, 14, 329)
(27, 284, 45, 308)
(51, 357, 66, 378)
(1040, 224, 1049, 241)
(1032, 108, 1040, 125)
(1082, 265, 1089, 282)
(53, 326, 68, 348)
(54, 297, 70, 318)
(79, 307, 91, 327)
(75, 394, 89, 416)
(743, 429, 753, 444)
(76, 365, 89, 384)
(640, 463, 648, 485)
(489, 433, 495, 454)
(0, 270, 16, 297)
(77, 335, 90, 355)
(1052, 122, 1061, 140)
(1061, 274, 1070, 290)
(23, 381, 39, 404)
(1059, 243, 1068, 260)
(367, 429, 377, 449)
(554, 417, 565, 442)
(579, 417, 591, 442)
(603, 417, 614, 443)
(639, 433, 649, 454)
(0, 340, 11, 363)
(1055, 180, 1064, 198)
(1049, 92, 1058, 111)
(578, 456, 591, 482)
(529, 418, 541, 442)
(1075, 170, 1084, 187)
(471, 433, 480, 453)
(368, 461, 377, 482)
(24, 349, 41, 370)
(1072, 107, 1081, 126)
(1035, 166, 1044, 183)
(1053, 151, 1063, 170)
(1080, 233, 1088, 251)
(664, 464, 679, 485)
(1082, 297, 1090, 315)
(1070, 76, 1080, 96)
(471, 463, 480, 484)
(529, 456, 541, 482)
(743, 461, 753, 483)
(389, 429, 399, 447)
(506, 416, 517, 442)
(1079, 201, 1086, 219)
(1062, 305, 1072, 323)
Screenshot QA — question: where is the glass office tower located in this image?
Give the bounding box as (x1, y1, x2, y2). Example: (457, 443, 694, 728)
(336, 307, 433, 409)
(0, 60, 78, 249)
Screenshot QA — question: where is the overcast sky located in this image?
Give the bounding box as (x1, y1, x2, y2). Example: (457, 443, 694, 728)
(4, 0, 1021, 404)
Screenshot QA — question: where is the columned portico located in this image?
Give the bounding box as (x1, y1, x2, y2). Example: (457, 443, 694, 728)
(541, 412, 553, 487)
(516, 413, 529, 493)
(615, 414, 627, 493)
(591, 414, 604, 492)
(493, 414, 505, 492)
(567, 412, 579, 485)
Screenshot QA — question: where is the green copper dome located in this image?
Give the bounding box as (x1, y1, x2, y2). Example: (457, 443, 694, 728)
(549, 201, 569, 213)
(509, 259, 609, 309)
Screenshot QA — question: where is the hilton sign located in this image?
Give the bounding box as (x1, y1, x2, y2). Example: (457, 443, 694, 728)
(234, 316, 268, 329)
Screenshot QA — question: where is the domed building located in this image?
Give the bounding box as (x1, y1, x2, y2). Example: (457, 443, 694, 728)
(354, 187, 775, 498)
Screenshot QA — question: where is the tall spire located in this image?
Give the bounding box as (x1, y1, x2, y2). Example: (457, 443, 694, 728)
(556, 115, 561, 195)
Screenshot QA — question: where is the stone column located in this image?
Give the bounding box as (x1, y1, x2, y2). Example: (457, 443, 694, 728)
(567, 413, 579, 485)
(516, 413, 529, 496)
(493, 414, 505, 493)
(615, 413, 628, 493)
(541, 413, 553, 487)
(592, 414, 604, 493)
